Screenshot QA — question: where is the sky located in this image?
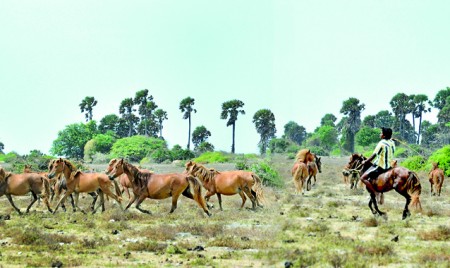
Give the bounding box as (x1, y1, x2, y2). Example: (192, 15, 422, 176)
(1, 1, 449, 155)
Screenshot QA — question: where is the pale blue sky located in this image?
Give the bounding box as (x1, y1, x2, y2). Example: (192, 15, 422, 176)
(1, 1, 449, 155)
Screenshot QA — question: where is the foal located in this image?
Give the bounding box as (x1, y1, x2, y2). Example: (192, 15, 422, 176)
(429, 162, 445, 196)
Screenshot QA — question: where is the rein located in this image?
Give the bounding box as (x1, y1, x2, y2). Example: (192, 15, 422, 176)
(392, 138, 424, 157)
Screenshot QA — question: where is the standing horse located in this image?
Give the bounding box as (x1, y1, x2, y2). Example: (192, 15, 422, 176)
(291, 149, 316, 194)
(48, 158, 122, 214)
(347, 154, 422, 219)
(0, 166, 53, 214)
(106, 159, 211, 216)
(429, 162, 444, 196)
(184, 161, 265, 210)
(306, 154, 322, 191)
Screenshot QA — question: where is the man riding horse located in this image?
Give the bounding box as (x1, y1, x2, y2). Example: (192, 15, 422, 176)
(360, 127, 396, 193)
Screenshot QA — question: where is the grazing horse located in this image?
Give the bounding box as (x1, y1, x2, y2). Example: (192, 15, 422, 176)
(0, 166, 53, 214)
(429, 162, 444, 196)
(347, 154, 422, 219)
(48, 158, 122, 214)
(107, 159, 211, 216)
(184, 161, 265, 210)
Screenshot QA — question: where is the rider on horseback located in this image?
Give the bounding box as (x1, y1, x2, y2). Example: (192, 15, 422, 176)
(360, 127, 396, 193)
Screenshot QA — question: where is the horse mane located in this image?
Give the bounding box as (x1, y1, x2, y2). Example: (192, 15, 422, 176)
(122, 160, 152, 189)
(192, 163, 219, 183)
(61, 159, 77, 172)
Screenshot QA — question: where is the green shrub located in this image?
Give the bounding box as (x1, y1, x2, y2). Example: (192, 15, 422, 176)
(171, 145, 195, 160)
(427, 145, 450, 176)
(150, 148, 172, 163)
(394, 147, 408, 158)
(1, 152, 19, 163)
(400, 155, 426, 171)
(250, 160, 283, 188)
(111, 136, 167, 162)
(193, 152, 230, 163)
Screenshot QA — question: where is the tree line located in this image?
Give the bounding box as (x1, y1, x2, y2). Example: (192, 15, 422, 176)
(2, 87, 449, 161)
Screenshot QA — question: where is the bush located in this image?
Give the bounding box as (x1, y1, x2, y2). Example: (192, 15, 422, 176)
(171, 145, 195, 160)
(250, 160, 283, 188)
(193, 152, 230, 163)
(400, 156, 426, 171)
(110, 136, 167, 162)
(150, 148, 172, 163)
(427, 145, 450, 176)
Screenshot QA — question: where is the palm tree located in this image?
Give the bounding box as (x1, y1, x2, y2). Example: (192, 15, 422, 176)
(154, 108, 168, 139)
(119, 98, 138, 137)
(134, 89, 158, 136)
(340, 97, 365, 153)
(253, 109, 276, 154)
(79, 96, 98, 122)
(412, 94, 431, 144)
(221, 99, 245, 154)
(179, 97, 197, 150)
(390, 93, 410, 139)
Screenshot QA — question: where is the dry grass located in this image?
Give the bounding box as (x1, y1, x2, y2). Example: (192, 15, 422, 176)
(0, 155, 449, 267)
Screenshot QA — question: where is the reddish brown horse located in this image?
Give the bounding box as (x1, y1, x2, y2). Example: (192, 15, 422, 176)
(48, 158, 122, 213)
(306, 154, 322, 191)
(184, 161, 265, 210)
(105, 159, 152, 200)
(429, 162, 444, 196)
(106, 159, 211, 216)
(0, 166, 53, 214)
(346, 154, 422, 219)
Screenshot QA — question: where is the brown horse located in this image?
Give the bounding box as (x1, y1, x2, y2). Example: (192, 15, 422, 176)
(106, 159, 211, 216)
(306, 154, 322, 191)
(0, 166, 53, 214)
(105, 159, 152, 200)
(48, 158, 122, 214)
(347, 153, 422, 219)
(429, 162, 444, 196)
(184, 161, 265, 210)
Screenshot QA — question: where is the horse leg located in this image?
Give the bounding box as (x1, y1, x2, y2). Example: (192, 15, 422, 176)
(26, 192, 38, 213)
(369, 192, 385, 217)
(169, 192, 182, 213)
(396, 190, 412, 220)
(6, 194, 22, 215)
(89, 192, 98, 211)
(204, 191, 215, 209)
(53, 190, 74, 214)
(70, 193, 77, 212)
(238, 191, 247, 209)
(306, 175, 312, 191)
(243, 187, 257, 210)
(135, 194, 151, 214)
(216, 193, 223, 211)
(92, 192, 105, 214)
(100, 186, 123, 211)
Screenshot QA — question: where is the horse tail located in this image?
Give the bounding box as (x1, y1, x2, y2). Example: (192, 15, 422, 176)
(186, 175, 210, 215)
(251, 173, 266, 205)
(41, 176, 51, 199)
(407, 172, 422, 196)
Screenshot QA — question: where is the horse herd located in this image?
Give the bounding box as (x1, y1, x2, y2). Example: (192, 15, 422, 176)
(0, 149, 445, 220)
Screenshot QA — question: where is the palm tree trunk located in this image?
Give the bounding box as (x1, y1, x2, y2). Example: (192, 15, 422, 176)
(187, 115, 191, 149)
(418, 113, 423, 144)
(231, 123, 236, 154)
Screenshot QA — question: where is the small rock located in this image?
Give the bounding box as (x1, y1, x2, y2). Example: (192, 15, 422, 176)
(285, 261, 293, 268)
(51, 260, 63, 268)
(112, 230, 119, 235)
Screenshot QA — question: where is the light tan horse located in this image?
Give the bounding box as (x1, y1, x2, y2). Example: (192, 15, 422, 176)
(107, 159, 211, 216)
(48, 158, 122, 214)
(429, 162, 445, 196)
(291, 149, 315, 194)
(184, 161, 265, 210)
(0, 166, 53, 214)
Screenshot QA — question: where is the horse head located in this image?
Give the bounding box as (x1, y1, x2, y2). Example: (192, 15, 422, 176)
(315, 155, 322, 173)
(346, 154, 366, 170)
(48, 158, 66, 179)
(107, 158, 125, 180)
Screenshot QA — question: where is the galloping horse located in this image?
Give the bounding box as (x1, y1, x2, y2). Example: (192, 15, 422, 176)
(106, 159, 211, 216)
(0, 166, 53, 214)
(105, 159, 152, 200)
(184, 161, 265, 210)
(347, 154, 422, 219)
(48, 158, 122, 213)
(429, 162, 444, 196)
